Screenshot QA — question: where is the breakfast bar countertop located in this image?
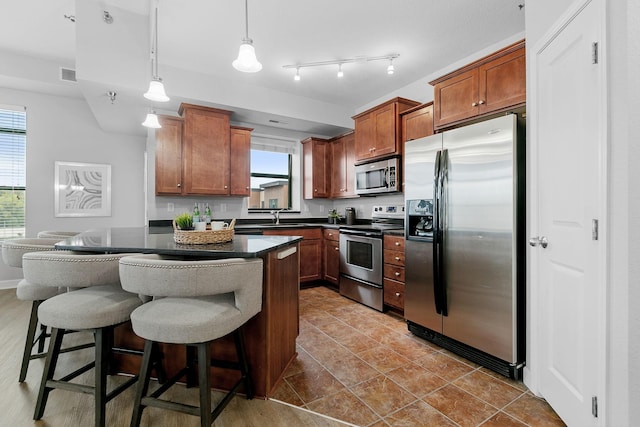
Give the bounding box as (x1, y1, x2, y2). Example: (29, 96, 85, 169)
(54, 226, 303, 258)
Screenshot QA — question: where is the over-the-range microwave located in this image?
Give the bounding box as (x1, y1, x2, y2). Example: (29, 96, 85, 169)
(355, 156, 401, 195)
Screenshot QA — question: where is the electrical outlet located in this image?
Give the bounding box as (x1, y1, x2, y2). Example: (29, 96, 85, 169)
(167, 203, 174, 212)
(319, 205, 325, 213)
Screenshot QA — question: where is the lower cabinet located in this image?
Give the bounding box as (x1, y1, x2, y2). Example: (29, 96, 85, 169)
(383, 235, 405, 312)
(323, 229, 340, 286)
(263, 228, 323, 282)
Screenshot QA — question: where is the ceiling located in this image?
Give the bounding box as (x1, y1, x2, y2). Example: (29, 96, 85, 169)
(0, 0, 525, 138)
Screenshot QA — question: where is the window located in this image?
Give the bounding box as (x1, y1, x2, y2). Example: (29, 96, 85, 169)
(249, 149, 292, 210)
(0, 105, 26, 240)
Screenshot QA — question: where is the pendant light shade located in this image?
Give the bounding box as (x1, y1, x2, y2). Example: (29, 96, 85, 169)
(144, 78, 169, 102)
(142, 110, 162, 128)
(233, 0, 262, 73)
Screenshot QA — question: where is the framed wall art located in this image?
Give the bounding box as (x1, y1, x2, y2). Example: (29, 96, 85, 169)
(54, 161, 111, 217)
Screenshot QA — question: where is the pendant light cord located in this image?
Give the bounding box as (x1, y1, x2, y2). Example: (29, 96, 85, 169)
(244, 0, 249, 40)
(153, 5, 159, 78)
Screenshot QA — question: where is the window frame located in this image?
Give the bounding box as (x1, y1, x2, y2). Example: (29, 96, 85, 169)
(0, 106, 27, 240)
(248, 151, 293, 212)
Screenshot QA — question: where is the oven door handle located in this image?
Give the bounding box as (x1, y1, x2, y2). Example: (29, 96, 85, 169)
(339, 229, 382, 238)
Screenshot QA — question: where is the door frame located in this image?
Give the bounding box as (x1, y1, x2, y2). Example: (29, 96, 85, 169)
(526, 0, 609, 422)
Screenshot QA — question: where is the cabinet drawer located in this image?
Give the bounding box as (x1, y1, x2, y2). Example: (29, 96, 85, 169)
(384, 264, 405, 282)
(324, 229, 340, 241)
(384, 249, 405, 266)
(384, 235, 405, 251)
(263, 228, 323, 239)
(383, 278, 405, 310)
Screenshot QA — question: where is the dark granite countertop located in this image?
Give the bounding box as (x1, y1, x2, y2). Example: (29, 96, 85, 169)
(55, 227, 302, 258)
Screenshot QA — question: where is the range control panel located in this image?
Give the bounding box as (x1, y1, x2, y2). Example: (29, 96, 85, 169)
(371, 204, 405, 219)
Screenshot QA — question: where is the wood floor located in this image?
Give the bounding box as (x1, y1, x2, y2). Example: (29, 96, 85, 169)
(0, 289, 350, 427)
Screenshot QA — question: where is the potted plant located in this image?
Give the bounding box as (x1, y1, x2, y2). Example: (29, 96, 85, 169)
(174, 212, 194, 230)
(328, 209, 341, 224)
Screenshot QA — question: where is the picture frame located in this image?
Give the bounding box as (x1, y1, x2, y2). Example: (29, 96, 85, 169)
(54, 161, 111, 217)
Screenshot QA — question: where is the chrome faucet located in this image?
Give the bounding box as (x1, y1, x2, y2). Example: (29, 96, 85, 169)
(270, 208, 286, 224)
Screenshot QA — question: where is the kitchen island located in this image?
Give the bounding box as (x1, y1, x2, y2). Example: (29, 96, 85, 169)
(56, 227, 302, 398)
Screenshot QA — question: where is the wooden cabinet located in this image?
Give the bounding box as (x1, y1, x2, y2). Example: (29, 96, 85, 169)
(431, 40, 526, 129)
(402, 102, 434, 142)
(330, 131, 357, 198)
(179, 103, 232, 195)
(230, 126, 252, 196)
(263, 228, 323, 282)
(323, 229, 340, 285)
(155, 115, 184, 195)
(301, 137, 330, 199)
(383, 235, 405, 312)
(353, 97, 420, 163)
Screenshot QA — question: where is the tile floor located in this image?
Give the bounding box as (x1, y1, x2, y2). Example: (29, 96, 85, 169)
(271, 286, 566, 427)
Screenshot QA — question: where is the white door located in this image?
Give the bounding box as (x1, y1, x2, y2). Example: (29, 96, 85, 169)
(531, 0, 605, 425)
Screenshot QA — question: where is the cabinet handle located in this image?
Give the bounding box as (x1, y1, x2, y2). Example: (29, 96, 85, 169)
(395, 272, 400, 277)
(478, 100, 485, 105)
(246, 186, 249, 190)
(395, 256, 400, 261)
(177, 183, 181, 188)
(472, 102, 478, 107)
(395, 242, 400, 246)
(314, 189, 318, 192)
(335, 247, 339, 251)
(395, 292, 401, 297)
(224, 185, 228, 189)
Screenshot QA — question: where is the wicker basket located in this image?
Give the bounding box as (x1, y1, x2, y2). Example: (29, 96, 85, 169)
(172, 220, 234, 245)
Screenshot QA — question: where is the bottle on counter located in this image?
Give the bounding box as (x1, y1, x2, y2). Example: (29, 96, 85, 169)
(192, 203, 201, 223)
(203, 203, 212, 224)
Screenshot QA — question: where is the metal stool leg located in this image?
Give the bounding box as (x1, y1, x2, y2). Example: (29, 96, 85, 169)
(94, 328, 109, 427)
(130, 340, 154, 427)
(20, 300, 41, 382)
(197, 343, 212, 427)
(34, 327, 64, 420)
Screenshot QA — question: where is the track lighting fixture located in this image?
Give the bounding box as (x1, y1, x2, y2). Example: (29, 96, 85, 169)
(283, 54, 399, 81)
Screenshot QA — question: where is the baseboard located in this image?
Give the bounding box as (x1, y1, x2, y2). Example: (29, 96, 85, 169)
(0, 279, 19, 290)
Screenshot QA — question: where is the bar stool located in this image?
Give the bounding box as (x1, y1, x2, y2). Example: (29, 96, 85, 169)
(118, 254, 263, 426)
(1, 238, 70, 382)
(23, 251, 144, 427)
(36, 230, 79, 240)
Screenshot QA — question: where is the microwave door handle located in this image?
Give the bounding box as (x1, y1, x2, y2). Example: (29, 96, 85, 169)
(384, 167, 390, 188)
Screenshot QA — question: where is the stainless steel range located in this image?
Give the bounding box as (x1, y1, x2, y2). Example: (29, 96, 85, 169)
(339, 205, 404, 311)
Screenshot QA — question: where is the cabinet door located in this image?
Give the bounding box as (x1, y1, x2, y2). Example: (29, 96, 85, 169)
(479, 47, 526, 114)
(302, 138, 329, 199)
(323, 239, 340, 285)
(433, 68, 479, 128)
(182, 107, 230, 195)
(402, 104, 434, 142)
(155, 116, 183, 195)
(300, 239, 322, 282)
(230, 127, 251, 196)
(330, 136, 346, 198)
(343, 132, 357, 197)
(372, 102, 396, 157)
(354, 113, 374, 161)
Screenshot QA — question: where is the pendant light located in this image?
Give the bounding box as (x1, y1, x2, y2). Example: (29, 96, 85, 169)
(142, 110, 162, 129)
(232, 0, 262, 73)
(144, 1, 169, 102)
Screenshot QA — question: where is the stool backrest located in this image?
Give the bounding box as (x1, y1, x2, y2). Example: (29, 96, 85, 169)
(23, 251, 135, 289)
(36, 231, 79, 240)
(119, 255, 263, 317)
(1, 238, 62, 268)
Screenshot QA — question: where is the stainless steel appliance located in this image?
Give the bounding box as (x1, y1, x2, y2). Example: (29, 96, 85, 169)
(404, 114, 525, 379)
(354, 157, 400, 195)
(345, 207, 356, 225)
(339, 205, 404, 311)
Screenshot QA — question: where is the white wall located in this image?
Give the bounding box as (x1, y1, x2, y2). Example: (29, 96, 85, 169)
(0, 87, 146, 282)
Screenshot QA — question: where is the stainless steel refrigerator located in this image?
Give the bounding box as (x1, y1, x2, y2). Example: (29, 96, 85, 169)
(404, 114, 525, 379)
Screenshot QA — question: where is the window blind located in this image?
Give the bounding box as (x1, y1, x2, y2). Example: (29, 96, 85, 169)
(0, 105, 26, 239)
(250, 134, 297, 154)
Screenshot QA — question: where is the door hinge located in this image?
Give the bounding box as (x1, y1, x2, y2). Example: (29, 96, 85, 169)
(592, 42, 599, 64)
(592, 396, 598, 417)
(592, 219, 599, 240)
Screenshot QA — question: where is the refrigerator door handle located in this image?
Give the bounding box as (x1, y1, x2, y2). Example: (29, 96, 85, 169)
(439, 149, 449, 316)
(433, 150, 443, 315)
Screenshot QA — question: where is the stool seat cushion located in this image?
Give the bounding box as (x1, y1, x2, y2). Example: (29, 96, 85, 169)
(1, 238, 61, 268)
(38, 285, 142, 330)
(130, 293, 246, 344)
(16, 279, 62, 302)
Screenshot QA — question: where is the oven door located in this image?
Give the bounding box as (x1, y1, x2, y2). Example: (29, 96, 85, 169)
(339, 231, 383, 285)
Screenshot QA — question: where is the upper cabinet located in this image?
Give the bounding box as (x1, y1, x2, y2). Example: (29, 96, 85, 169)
(431, 40, 526, 129)
(301, 137, 330, 199)
(155, 104, 251, 197)
(330, 131, 357, 198)
(229, 126, 252, 197)
(155, 115, 184, 195)
(179, 103, 232, 195)
(353, 97, 420, 163)
(401, 102, 434, 142)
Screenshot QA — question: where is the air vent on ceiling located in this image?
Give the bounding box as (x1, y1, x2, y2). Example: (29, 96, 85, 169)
(59, 67, 77, 82)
